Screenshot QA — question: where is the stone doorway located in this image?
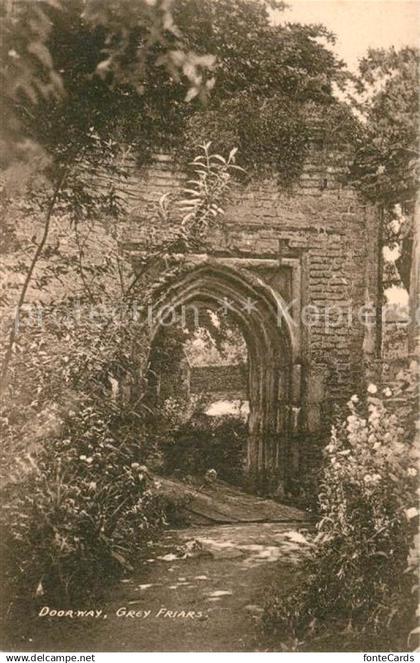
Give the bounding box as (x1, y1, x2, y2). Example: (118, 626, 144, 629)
(146, 260, 298, 495)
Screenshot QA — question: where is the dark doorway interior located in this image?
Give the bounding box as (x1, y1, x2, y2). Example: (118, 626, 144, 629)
(146, 305, 250, 487)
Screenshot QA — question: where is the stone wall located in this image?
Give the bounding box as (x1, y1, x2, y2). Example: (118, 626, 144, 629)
(119, 148, 380, 487)
(124, 153, 379, 379)
(190, 364, 247, 398)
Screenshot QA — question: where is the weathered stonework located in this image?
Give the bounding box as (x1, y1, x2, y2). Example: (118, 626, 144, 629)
(120, 150, 380, 495)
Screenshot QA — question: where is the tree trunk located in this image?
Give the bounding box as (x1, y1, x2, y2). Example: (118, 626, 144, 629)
(0, 169, 68, 394)
(396, 236, 413, 292)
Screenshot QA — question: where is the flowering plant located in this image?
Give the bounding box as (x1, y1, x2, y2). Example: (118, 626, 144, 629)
(263, 380, 419, 649)
(0, 394, 176, 614)
(315, 384, 418, 621)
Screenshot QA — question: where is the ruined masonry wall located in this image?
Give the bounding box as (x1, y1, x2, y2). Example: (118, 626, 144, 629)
(120, 151, 380, 441)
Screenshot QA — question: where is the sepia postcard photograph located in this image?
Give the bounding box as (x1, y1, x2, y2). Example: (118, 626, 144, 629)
(0, 0, 419, 657)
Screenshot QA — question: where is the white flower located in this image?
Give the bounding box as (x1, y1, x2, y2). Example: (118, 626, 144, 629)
(35, 580, 44, 597)
(350, 394, 359, 404)
(367, 383, 378, 394)
(346, 414, 359, 432)
(85, 457, 93, 464)
(369, 408, 380, 422)
(383, 387, 392, 397)
(408, 467, 417, 477)
(79, 455, 86, 461)
(364, 473, 380, 485)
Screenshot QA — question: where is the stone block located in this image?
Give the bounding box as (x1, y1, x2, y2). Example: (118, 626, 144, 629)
(307, 371, 325, 403)
(306, 404, 321, 433)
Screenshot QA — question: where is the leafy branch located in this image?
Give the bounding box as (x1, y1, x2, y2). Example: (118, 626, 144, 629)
(0, 136, 129, 394)
(123, 142, 243, 300)
(64, 143, 244, 389)
(178, 143, 244, 239)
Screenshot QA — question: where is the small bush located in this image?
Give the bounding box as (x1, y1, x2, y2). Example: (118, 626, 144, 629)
(0, 395, 177, 614)
(0, 143, 241, 634)
(263, 379, 419, 650)
(156, 402, 247, 485)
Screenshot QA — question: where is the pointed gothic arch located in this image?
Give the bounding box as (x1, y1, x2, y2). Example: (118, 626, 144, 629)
(147, 260, 299, 494)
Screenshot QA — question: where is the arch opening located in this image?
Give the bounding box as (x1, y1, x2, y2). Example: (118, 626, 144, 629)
(145, 263, 296, 495)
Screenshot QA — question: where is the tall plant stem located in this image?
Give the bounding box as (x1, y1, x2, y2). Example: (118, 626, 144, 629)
(0, 168, 69, 395)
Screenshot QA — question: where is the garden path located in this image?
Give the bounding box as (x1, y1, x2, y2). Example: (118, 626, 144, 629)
(14, 485, 310, 652)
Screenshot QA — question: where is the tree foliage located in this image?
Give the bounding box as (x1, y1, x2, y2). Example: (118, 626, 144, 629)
(351, 47, 418, 208)
(1, 0, 215, 168)
(1, 0, 360, 184)
(0, 0, 216, 389)
(171, 0, 358, 181)
(350, 47, 419, 291)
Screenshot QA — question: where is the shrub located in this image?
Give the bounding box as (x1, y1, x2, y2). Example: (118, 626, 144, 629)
(0, 143, 240, 634)
(0, 394, 180, 617)
(154, 400, 247, 485)
(263, 378, 419, 650)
